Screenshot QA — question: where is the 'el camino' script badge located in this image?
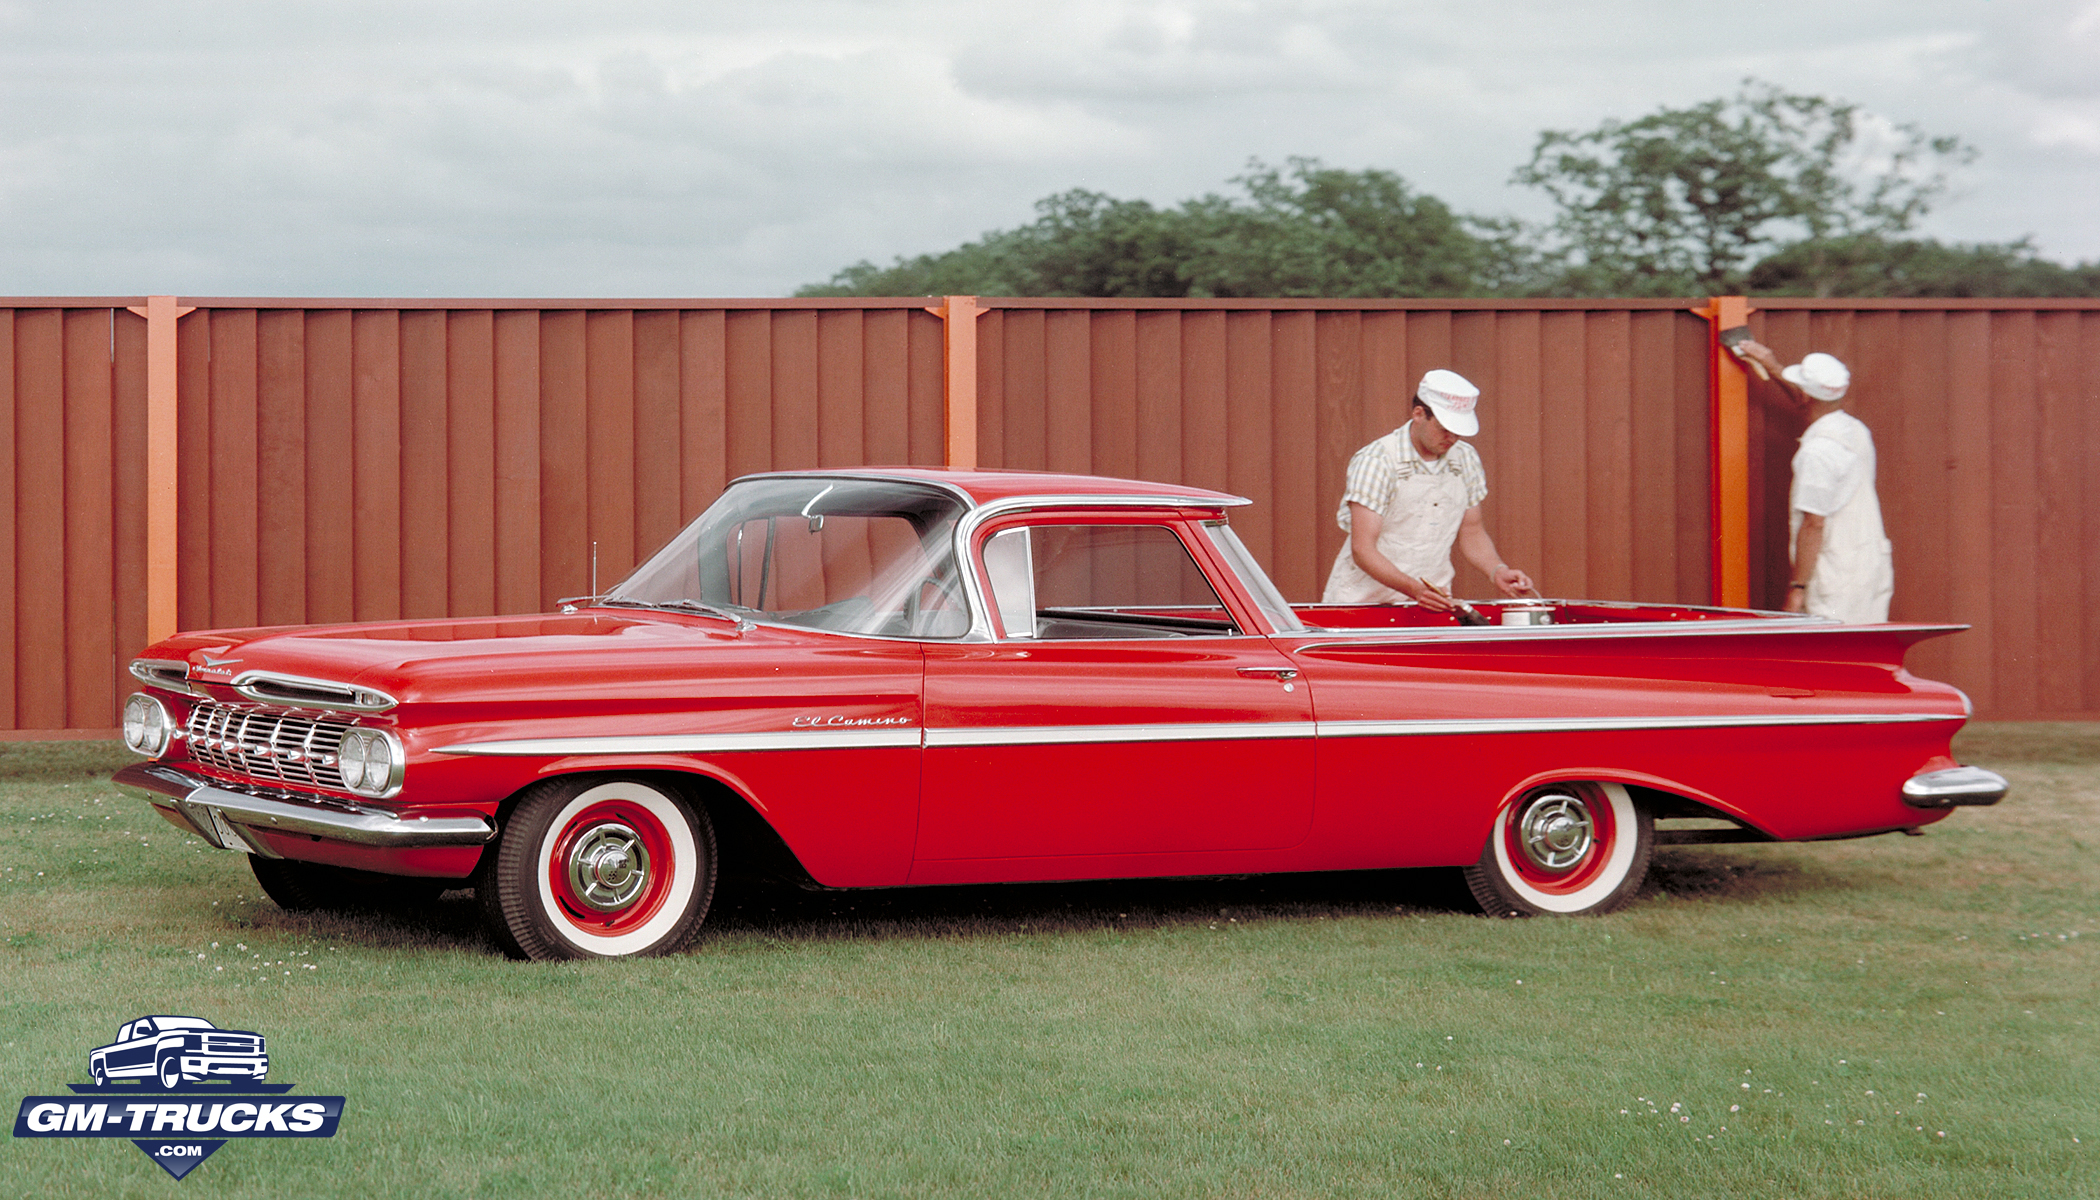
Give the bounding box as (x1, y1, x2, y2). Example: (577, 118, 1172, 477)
(790, 714, 914, 728)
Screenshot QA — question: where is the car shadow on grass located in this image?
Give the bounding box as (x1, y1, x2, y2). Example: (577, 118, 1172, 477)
(237, 849, 1848, 955)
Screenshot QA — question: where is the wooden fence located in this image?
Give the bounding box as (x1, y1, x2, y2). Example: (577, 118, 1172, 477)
(3, 295, 2094, 732)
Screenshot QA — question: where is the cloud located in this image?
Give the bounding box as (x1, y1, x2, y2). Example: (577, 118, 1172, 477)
(0, 0, 2094, 296)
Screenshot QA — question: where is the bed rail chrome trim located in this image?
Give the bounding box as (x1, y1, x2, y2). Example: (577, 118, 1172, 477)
(114, 762, 492, 848)
(1319, 713, 1959, 737)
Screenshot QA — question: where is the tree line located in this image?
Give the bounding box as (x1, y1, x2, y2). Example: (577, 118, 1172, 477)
(800, 82, 2100, 300)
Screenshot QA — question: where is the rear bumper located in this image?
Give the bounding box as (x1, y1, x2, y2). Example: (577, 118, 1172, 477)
(1901, 765, 2009, 810)
(114, 761, 495, 855)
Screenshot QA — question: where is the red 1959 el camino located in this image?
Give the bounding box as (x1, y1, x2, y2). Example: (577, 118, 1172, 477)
(116, 469, 2007, 959)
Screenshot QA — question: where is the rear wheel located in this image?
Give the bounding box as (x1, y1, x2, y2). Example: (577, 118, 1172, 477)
(477, 776, 716, 960)
(1463, 782, 1652, 916)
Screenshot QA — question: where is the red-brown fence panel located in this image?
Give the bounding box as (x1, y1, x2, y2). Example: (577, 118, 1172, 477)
(3, 295, 2094, 732)
(973, 299, 1714, 607)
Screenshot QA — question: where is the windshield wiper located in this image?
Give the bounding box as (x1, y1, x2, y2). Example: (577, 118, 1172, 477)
(558, 596, 753, 628)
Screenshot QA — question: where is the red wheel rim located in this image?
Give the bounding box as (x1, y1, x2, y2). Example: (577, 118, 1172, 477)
(545, 798, 678, 936)
(1501, 784, 1617, 897)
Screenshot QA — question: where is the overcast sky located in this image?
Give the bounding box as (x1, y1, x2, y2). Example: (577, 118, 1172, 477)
(3, 0, 2096, 298)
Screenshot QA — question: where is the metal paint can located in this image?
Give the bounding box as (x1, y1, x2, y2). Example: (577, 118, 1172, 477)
(1501, 603, 1554, 626)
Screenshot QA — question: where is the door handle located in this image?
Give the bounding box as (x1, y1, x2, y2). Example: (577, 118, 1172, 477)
(1236, 667, 1299, 681)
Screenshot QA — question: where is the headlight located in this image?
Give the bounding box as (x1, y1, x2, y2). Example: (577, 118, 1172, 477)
(122, 694, 174, 757)
(333, 727, 403, 797)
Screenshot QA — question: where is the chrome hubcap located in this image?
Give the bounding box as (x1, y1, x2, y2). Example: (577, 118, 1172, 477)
(1517, 793, 1593, 872)
(566, 822, 651, 912)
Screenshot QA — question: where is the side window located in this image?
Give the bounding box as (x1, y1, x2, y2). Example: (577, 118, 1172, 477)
(982, 523, 1239, 640)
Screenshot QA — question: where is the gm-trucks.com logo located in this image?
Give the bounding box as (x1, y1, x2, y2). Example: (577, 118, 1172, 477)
(13, 1014, 343, 1180)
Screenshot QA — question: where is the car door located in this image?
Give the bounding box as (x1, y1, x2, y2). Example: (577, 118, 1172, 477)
(916, 514, 1314, 880)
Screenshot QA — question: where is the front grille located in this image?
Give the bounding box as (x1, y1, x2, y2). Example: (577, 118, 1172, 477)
(184, 701, 353, 792)
(203, 1034, 261, 1054)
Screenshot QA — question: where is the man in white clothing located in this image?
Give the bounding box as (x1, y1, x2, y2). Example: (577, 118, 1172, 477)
(1735, 342, 1893, 622)
(1321, 369, 1534, 611)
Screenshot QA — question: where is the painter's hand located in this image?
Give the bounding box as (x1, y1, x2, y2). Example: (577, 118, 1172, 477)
(1403, 577, 1457, 613)
(1491, 565, 1533, 597)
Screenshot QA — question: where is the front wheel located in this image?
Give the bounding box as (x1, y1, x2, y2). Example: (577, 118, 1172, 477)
(157, 1055, 183, 1090)
(477, 776, 717, 960)
(1462, 782, 1652, 916)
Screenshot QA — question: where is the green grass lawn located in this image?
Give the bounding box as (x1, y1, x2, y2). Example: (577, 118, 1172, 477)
(2, 726, 2094, 1199)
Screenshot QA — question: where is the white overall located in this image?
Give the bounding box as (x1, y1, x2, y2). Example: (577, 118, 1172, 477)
(1322, 429, 1472, 603)
(1790, 410, 1893, 624)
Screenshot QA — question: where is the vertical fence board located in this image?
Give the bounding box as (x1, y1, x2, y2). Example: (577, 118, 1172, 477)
(677, 310, 726, 521)
(446, 310, 497, 617)
(1671, 315, 1712, 604)
(860, 309, 909, 469)
(536, 311, 589, 603)
(2082, 314, 2100, 713)
(723, 311, 773, 482)
(1491, 311, 1544, 591)
(351, 310, 403, 621)
(1270, 312, 1319, 600)
(1893, 311, 1952, 683)
(814, 309, 865, 470)
(2033, 312, 2084, 713)
(15, 311, 65, 728)
(632, 310, 683, 553)
(1628, 311, 1678, 603)
(1536, 311, 1590, 598)
(493, 310, 543, 611)
(1090, 311, 1138, 481)
(1135, 310, 1183, 483)
(208, 310, 260, 629)
(1044, 310, 1092, 475)
(255, 310, 307, 626)
(1224, 312, 1275, 573)
(62, 310, 115, 726)
(997, 309, 1044, 471)
(1180, 311, 1229, 497)
(770, 309, 820, 475)
(304, 312, 355, 625)
(1311, 312, 1361, 592)
(1989, 312, 2041, 717)
(1942, 312, 1996, 714)
(584, 311, 637, 583)
(907, 309, 945, 466)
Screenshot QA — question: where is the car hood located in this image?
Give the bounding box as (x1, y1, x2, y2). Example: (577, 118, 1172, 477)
(150, 611, 793, 705)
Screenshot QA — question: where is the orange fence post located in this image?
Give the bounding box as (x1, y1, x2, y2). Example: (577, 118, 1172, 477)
(936, 296, 982, 470)
(1692, 296, 1753, 608)
(124, 295, 194, 643)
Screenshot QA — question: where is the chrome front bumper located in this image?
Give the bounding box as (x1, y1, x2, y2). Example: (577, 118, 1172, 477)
(1901, 765, 2010, 810)
(114, 762, 495, 856)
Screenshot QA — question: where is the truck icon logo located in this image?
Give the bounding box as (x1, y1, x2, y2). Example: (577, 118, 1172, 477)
(14, 1014, 338, 1180)
(88, 1015, 268, 1089)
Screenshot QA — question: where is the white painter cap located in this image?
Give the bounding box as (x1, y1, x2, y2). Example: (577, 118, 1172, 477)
(1781, 352, 1850, 402)
(1416, 369, 1480, 436)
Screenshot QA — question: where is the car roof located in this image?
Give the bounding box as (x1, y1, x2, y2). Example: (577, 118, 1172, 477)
(138, 1016, 215, 1030)
(741, 467, 1248, 512)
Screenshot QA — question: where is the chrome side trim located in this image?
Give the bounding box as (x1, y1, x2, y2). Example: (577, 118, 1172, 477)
(1901, 765, 2009, 808)
(926, 721, 1319, 748)
(440, 728, 924, 756)
(130, 659, 200, 696)
(1289, 617, 1967, 650)
(230, 671, 397, 713)
(1319, 713, 1960, 737)
(115, 762, 492, 848)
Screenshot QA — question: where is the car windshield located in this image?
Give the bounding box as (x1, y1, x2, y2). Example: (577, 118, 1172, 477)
(610, 477, 972, 638)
